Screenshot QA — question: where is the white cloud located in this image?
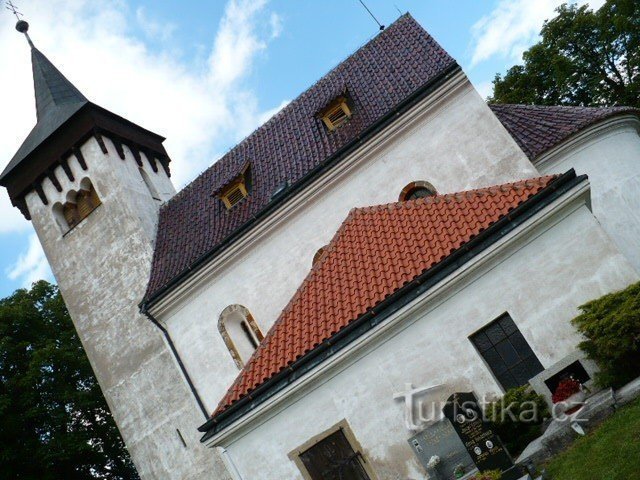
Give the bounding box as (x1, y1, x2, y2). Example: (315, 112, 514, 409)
(469, 0, 606, 68)
(135, 7, 177, 43)
(0, 0, 284, 286)
(257, 99, 290, 125)
(7, 233, 52, 287)
(474, 81, 494, 100)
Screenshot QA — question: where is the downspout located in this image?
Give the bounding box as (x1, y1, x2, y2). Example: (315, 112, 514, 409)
(141, 307, 209, 419)
(216, 447, 245, 480)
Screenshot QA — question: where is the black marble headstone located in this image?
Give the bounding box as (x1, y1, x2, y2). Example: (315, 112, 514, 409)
(442, 392, 515, 474)
(408, 419, 476, 479)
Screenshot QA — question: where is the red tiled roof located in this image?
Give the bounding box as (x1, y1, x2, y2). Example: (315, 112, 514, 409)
(213, 175, 559, 417)
(143, 14, 457, 304)
(490, 104, 638, 160)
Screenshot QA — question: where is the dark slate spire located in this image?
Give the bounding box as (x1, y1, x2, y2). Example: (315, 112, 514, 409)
(31, 46, 88, 122)
(0, 20, 89, 181)
(1, 19, 169, 220)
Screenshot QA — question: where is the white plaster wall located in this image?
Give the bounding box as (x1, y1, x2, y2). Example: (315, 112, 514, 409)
(536, 118, 640, 273)
(160, 78, 539, 415)
(25, 136, 230, 480)
(220, 202, 638, 480)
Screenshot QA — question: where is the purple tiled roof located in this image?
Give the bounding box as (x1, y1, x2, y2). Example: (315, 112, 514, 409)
(143, 14, 458, 304)
(490, 104, 639, 160)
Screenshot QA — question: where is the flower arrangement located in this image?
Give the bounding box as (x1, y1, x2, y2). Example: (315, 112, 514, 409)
(427, 455, 441, 469)
(552, 378, 581, 404)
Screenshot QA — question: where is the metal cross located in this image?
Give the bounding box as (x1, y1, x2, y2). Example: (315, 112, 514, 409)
(5, 1, 23, 20)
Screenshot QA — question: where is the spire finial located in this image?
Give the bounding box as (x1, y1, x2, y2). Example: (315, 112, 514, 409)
(5, 0, 21, 19)
(6, 1, 33, 47)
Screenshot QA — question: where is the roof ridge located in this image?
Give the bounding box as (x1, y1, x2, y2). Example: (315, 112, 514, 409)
(350, 175, 558, 215)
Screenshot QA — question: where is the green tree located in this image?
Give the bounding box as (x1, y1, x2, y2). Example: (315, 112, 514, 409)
(0, 281, 139, 479)
(490, 0, 640, 107)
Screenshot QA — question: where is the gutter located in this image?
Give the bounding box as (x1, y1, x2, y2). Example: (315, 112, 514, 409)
(141, 306, 209, 419)
(199, 169, 586, 441)
(139, 62, 462, 312)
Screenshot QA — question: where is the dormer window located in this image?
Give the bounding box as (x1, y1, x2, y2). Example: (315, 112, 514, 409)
(220, 182, 248, 209)
(218, 164, 251, 210)
(319, 96, 352, 131)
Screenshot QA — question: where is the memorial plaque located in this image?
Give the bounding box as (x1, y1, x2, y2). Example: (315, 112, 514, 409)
(408, 419, 475, 479)
(443, 392, 514, 474)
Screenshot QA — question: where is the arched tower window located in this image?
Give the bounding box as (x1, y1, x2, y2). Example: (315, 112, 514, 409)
(218, 305, 264, 369)
(54, 179, 102, 232)
(399, 181, 437, 201)
(139, 167, 161, 201)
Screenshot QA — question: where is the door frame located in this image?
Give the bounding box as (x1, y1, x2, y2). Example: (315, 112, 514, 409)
(288, 419, 379, 480)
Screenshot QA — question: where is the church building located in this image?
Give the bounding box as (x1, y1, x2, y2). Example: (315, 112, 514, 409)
(2, 13, 640, 480)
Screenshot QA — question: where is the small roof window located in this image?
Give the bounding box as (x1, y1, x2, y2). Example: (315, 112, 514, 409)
(319, 96, 352, 131)
(220, 183, 247, 209)
(218, 164, 251, 210)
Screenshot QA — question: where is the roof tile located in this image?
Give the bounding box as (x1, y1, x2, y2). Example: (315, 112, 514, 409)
(144, 14, 457, 302)
(490, 104, 638, 159)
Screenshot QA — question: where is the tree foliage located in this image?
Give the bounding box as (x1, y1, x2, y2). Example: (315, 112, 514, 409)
(572, 281, 640, 388)
(484, 386, 549, 456)
(0, 281, 139, 479)
(490, 0, 640, 107)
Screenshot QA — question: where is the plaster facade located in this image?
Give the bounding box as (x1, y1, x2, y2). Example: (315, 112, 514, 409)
(25, 136, 230, 480)
(534, 116, 640, 273)
(153, 75, 538, 415)
(210, 186, 638, 480)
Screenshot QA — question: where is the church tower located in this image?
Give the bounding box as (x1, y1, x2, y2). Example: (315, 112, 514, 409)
(1, 21, 228, 480)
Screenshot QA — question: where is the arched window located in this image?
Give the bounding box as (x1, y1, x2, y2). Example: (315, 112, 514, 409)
(55, 179, 101, 232)
(139, 167, 161, 201)
(399, 181, 437, 201)
(312, 246, 327, 266)
(218, 305, 264, 368)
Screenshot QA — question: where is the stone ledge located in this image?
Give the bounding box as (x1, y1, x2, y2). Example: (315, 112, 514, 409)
(517, 376, 640, 467)
(614, 376, 640, 407)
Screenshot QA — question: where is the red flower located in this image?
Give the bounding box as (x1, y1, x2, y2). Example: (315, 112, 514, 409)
(552, 378, 581, 403)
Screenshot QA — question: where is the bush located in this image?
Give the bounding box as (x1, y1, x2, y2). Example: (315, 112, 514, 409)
(484, 386, 550, 456)
(571, 281, 640, 388)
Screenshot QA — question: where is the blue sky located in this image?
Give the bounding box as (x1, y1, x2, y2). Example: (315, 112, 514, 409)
(0, 0, 604, 298)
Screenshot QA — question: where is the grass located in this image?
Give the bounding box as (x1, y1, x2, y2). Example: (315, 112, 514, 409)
(544, 397, 640, 479)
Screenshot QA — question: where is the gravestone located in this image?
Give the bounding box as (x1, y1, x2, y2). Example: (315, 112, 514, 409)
(443, 392, 525, 480)
(408, 419, 476, 479)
